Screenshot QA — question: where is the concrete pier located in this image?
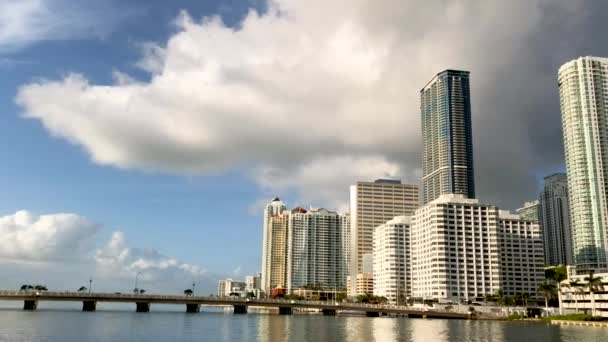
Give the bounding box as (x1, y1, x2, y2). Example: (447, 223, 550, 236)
(82, 301, 97, 312)
(233, 305, 247, 314)
(23, 300, 37, 311)
(366, 311, 380, 317)
(278, 307, 293, 315)
(186, 304, 200, 313)
(136, 302, 150, 312)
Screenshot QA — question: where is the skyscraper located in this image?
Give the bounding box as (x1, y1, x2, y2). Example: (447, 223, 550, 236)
(349, 179, 419, 295)
(539, 173, 573, 266)
(516, 200, 540, 222)
(286, 208, 349, 292)
(261, 198, 287, 293)
(558, 56, 608, 272)
(420, 69, 475, 204)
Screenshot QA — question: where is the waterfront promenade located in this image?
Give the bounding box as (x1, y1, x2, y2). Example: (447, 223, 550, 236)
(0, 290, 471, 318)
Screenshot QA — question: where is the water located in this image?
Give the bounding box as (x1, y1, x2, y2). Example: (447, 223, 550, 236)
(0, 309, 606, 342)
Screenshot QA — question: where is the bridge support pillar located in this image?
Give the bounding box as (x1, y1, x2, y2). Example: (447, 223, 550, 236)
(23, 300, 37, 311)
(278, 307, 292, 315)
(233, 305, 247, 314)
(186, 304, 200, 313)
(322, 309, 336, 316)
(407, 313, 424, 318)
(82, 301, 97, 312)
(136, 302, 150, 312)
(365, 311, 380, 317)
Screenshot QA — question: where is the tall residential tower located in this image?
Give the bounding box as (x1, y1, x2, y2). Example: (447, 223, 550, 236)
(539, 173, 573, 266)
(558, 56, 608, 272)
(421, 69, 475, 204)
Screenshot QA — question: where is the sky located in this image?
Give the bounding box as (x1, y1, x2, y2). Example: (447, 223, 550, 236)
(1, 0, 608, 295)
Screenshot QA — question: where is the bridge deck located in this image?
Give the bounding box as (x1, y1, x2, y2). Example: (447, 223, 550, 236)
(0, 291, 471, 319)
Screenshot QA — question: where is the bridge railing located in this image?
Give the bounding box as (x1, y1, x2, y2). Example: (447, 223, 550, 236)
(0, 291, 458, 314)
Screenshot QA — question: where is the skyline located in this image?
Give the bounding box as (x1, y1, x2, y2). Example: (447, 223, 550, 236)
(2, 0, 608, 295)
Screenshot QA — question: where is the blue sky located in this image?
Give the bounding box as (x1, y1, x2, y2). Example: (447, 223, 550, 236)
(0, 0, 276, 293)
(1, 0, 607, 294)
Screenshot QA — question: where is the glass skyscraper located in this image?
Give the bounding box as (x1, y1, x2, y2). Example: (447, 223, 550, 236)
(539, 173, 573, 266)
(420, 70, 475, 204)
(558, 56, 608, 272)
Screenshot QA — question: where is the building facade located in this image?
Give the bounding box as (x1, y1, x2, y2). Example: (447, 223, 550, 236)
(217, 279, 246, 297)
(411, 195, 501, 302)
(349, 179, 419, 295)
(558, 56, 608, 272)
(410, 195, 545, 303)
(516, 200, 540, 222)
(498, 211, 545, 298)
(373, 216, 411, 304)
(539, 173, 573, 266)
(262, 209, 289, 294)
(261, 198, 287, 293)
(286, 208, 349, 292)
(420, 69, 475, 204)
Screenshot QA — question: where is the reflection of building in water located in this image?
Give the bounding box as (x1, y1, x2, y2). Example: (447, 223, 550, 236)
(257, 315, 290, 342)
(371, 316, 397, 342)
(410, 319, 449, 342)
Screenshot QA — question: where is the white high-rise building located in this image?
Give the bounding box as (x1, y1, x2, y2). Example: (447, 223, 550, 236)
(287, 208, 349, 293)
(349, 179, 419, 295)
(373, 216, 411, 304)
(498, 211, 545, 298)
(411, 195, 501, 302)
(410, 194, 546, 303)
(558, 56, 608, 272)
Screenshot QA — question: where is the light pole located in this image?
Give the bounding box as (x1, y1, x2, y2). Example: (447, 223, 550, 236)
(192, 282, 196, 296)
(134, 271, 141, 293)
(89, 277, 92, 294)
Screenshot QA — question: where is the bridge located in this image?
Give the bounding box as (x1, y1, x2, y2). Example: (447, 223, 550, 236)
(0, 291, 473, 319)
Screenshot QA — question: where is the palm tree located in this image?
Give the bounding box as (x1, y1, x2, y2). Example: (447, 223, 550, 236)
(20, 285, 29, 291)
(78, 286, 87, 292)
(584, 272, 604, 316)
(139, 289, 146, 294)
(567, 279, 581, 313)
(538, 282, 556, 309)
(495, 289, 505, 306)
(184, 289, 193, 296)
(34, 285, 47, 291)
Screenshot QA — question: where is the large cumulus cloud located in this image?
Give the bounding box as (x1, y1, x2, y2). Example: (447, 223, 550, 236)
(16, 0, 608, 209)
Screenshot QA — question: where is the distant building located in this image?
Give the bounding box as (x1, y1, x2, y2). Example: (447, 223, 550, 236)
(411, 194, 544, 303)
(558, 56, 608, 272)
(498, 211, 545, 298)
(261, 198, 287, 293)
(245, 273, 261, 292)
(516, 200, 539, 222)
(420, 69, 475, 204)
(349, 179, 419, 295)
(287, 208, 349, 292)
(373, 216, 411, 304)
(217, 279, 246, 297)
(539, 173, 573, 266)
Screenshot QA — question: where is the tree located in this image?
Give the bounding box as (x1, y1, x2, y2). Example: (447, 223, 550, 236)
(139, 289, 146, 294)
(34, 285, 47, 291)
(584, 272, 604, 316)
(538, 282, 556, 309)
(20, 285, 29, 291)
(78, 286, 87, 292)
(495, 289, 505, 306)
(184, 289, 193, 296)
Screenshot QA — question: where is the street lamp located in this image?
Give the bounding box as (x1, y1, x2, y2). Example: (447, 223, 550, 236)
(89, 277, 92, 294)
(134, 272, 141, 293)
(192, 282, 196, 296)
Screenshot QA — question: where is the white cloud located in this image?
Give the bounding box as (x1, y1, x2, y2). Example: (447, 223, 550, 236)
(95, 231, 205, 281)
(0, 0, 132, 53)
(0, 210, 208, 291)
(0, 210, 99, 261)
(16, 0, 596, 208)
